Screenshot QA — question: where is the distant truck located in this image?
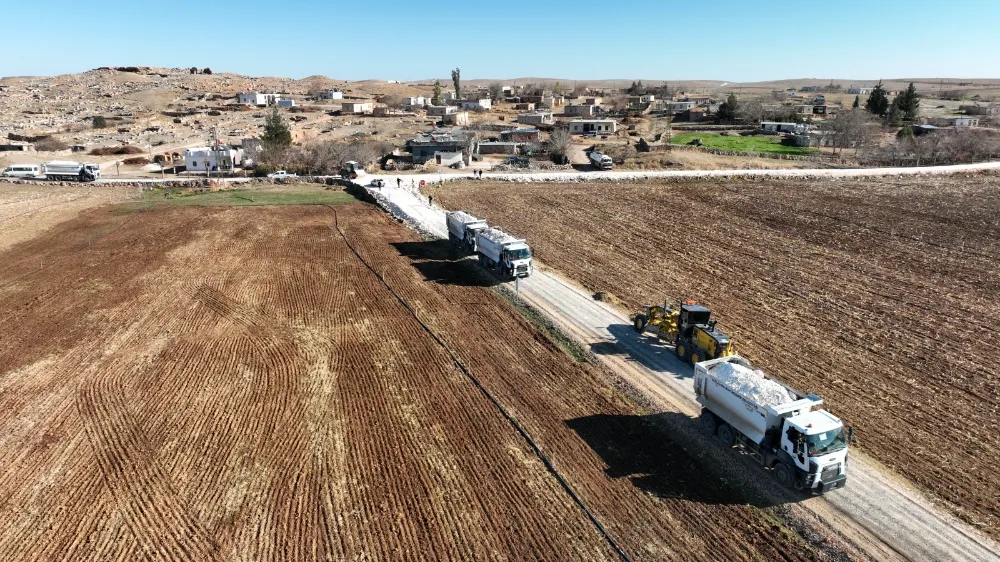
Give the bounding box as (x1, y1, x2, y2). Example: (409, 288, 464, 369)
(42, 161, 101, 182)
(446, 211, 488, 254)
(589, 151, 613, 170)
(694, 355, 849, 494)
(475, 227, 532, 279)
(340, 161, 366, 180)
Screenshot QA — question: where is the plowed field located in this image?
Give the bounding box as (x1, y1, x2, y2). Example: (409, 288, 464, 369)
(0, 197, 827, 560)
(429, 173, 1000, 537)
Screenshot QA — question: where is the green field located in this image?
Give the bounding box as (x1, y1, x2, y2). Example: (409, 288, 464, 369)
(669, 133, 817, 156)
(115, 187, 356, 212)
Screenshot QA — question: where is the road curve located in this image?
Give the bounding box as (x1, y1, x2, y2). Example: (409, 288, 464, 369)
(362, 181, 1000, 562)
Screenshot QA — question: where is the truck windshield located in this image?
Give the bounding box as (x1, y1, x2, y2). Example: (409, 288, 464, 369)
(507, 248, 531, 260)
(807, 428, 847, 456)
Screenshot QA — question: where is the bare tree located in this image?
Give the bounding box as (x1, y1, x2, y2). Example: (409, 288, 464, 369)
(378, 94, 403, 110)
(547, 127, 573, 164)
(487, 82, 503, 102)
(823, 109, 879, 156)
(737, 98, 765, 125)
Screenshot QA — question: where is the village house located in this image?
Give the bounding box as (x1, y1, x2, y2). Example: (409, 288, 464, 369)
(514, 102, 536, 111)
(237, 92, 280, 106)
(568, 119, 617, 134)
(960, 104, 999, 116)
(276, 99, 295, 108)
(404, 96, 428, 109)
(406, 131, 472, 163)
(427, 105, 458, 116)
(564, 104, 596, 117)
(517, 111, 554, 126)
(442, 111, 470, 126)
(456, 98, 492, 110)
(585, 97, 603, 105)
(760, 122, 804, 133)
(183, 146, 243, 172)
(341, 102, 374, 114)
(500, 128, 541, 143)
(847, 87, 874, 95)
(318, 89, 343, 100)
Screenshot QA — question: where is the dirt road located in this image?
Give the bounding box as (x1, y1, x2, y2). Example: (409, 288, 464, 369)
(364, 181, 1000, 562)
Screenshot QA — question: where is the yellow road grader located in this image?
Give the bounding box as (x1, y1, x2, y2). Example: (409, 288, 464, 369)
(631, 301, 735, 365)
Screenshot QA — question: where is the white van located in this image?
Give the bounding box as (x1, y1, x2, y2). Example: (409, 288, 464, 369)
(2, 164, 40, 178)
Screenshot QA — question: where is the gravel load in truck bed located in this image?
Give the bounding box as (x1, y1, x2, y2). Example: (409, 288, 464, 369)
(479, 227, 520, 245)
(709, 361, 796, 407)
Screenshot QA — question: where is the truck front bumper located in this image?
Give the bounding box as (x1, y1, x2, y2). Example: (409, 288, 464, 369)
(814, 474, 848, 494)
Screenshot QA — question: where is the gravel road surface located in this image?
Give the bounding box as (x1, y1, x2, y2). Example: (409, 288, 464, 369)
(363, 179, 1000, 562)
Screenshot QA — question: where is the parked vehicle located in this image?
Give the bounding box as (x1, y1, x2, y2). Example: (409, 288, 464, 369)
(369, 178, 385, 188)
(694, 355, 850, 494)
(2, 164, 40, 178)
(266, 170, 297, 179)
(475, 227, 532, 279)
(589, 151, 613, 170)
(41, 161, 100, 182)
(446, 211, 488, 254)
(340, 161, 366, 180)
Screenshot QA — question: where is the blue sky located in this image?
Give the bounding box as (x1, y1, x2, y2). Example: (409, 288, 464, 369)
(2, 0, 997, 81)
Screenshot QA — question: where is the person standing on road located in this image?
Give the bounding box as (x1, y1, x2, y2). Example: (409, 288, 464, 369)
(429, 195, 433, 206)
(397, 177, 401, 188)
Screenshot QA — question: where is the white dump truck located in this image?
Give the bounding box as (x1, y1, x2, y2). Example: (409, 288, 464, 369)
(589, 151, 613, 170)
(475, 227, 532, 279)
(694, 355, 849, 494)
(446, 211, 488, 254)
(42, 161, 101, 182)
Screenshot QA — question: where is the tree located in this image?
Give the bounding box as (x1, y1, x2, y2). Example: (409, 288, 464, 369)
(487, 82, 503, 102)
(190, 67, 198, 74)
(450, 67, 461, 100)
(824, 109, 878, 156)
(895, 82, 920, 120)
(852, 95, 860, 109)
(92, 116, 108, 129)
(737, 97, 765, 125)
(553, 81, 562, 96)
(432, 80, 443, 106)
(573, 82, 589, 97)
(202, 68, 212, 75)
(865, 80, 890, 117)
(887, 98, 904, 126)
(717, 93, 739, 122)
(547, 127, 573, 164)
(261, 107, 292, 150)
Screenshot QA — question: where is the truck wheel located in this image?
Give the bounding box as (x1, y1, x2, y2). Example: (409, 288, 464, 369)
(700, 410, 718, 434)
(774, 463, 793, 488)
(633, 314, 648, 332)
(675, 342, 686, 360)
(717, 424, 735, 448)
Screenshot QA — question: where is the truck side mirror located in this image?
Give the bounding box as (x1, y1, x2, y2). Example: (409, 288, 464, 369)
(848, 426, 856, 444)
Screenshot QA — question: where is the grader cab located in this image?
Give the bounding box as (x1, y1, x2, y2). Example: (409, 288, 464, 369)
(631, 301, 735, 365)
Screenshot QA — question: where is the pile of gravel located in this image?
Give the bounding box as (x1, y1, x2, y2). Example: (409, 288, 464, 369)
(478, 227, 520, 245)
(709, 361, 796, 407)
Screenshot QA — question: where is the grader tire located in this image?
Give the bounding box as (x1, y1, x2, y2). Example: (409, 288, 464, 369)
(633, 315, 648, 332)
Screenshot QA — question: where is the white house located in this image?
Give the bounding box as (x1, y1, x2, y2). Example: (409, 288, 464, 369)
(760, 121, 804, 133)
(276, 99, 295, 108)
(404, 96, 428, 108)
(183, 146, 243, 172)
(427, 105, 457, 116)
(341, 102, 374, 114)
(458, 99, 491, 110)
(568, 119, 617, 134)
(517, 111, 554, 126)
(847, 87, 874, 95)
(237, 92, 280, 106)
(318, 89, 343, 100)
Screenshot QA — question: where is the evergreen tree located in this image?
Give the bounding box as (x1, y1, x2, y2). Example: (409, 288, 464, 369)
(717, 93, 739, 122)
(261, 107, 291, 149)
(865, 80, 890, 117)
(896, 82, 920, 120)
(852, 95, 860, 109)
(450, 68, 461, 100)
(553, 81, 562, 95)
(432, 80, 443, 105)
(887, 98, 904, 126)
